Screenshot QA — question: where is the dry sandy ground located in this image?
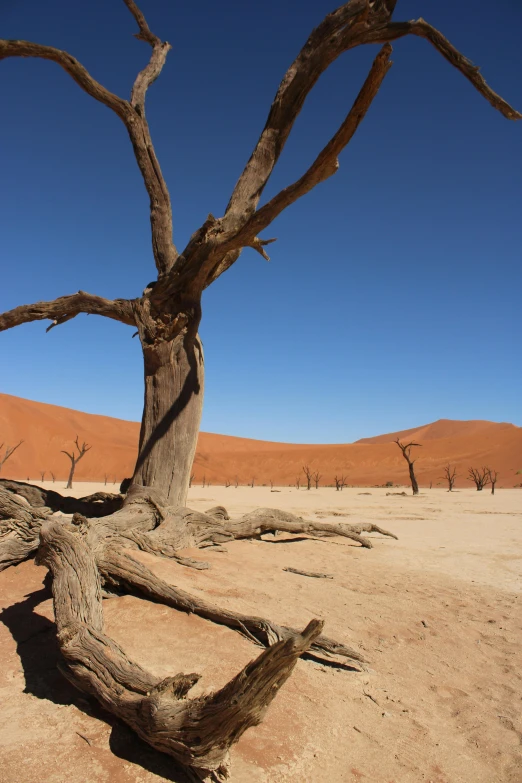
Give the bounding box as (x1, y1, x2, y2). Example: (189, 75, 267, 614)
(0, 485, 520, 783)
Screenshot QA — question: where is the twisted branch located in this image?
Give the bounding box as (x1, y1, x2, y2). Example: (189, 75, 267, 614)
(0, 291, 137, 333)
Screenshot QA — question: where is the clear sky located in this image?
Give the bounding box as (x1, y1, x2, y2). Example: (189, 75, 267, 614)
(1, 0, 521, 443)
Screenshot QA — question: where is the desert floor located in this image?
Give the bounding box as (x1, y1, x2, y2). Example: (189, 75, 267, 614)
(0, 484, 520, 783)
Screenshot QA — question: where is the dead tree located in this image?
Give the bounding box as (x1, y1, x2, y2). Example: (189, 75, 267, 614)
(50, 472, 56, 483)
(0, 1, 518, 777)
(202, 475, 206, 488)
(334, 474, 348, 491)
(395, 439, 421, 495)
(313, 471, 322, 489)
(302, 465, 313, 490)
(441, 464, 457, 491)
(40, 471, 45, 482)
(489, 469, 498, 494)
(467, 466, 491, 491)
(250, 477, 255, 488)
(225, 479, 231, 488)
(0, 441, 23, 475)
(295, 476, 301, 490)
(104, 473, 109, 486)
(61, 436, 92, 489)
(189, 473, 195, 488)
(234, 475, 239, 489)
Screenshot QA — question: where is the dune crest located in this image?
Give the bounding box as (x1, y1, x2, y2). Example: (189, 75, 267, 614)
(0, 393, 520, 488)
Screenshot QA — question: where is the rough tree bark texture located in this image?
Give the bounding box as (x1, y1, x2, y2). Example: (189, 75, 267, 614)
(132, 331, 204, 506)
(0, 0, 519, 777)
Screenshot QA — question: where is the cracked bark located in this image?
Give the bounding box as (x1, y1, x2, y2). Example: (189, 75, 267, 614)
(0, 0, 519, 777)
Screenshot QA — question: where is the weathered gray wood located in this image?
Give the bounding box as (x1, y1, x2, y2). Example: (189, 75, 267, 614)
(0, 486, 51, 570)
(0, 479, 123, 516)
(0, 0, 519, 777)
(131, 328, 204, 506)
(284, 567, 334, 579)
(37, 518, 324, 776)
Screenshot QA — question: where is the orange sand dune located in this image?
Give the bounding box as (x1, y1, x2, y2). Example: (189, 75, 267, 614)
(0, 393, 521, 488)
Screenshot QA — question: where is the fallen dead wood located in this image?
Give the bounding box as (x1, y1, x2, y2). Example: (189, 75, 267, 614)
(284, 567, 334, 579)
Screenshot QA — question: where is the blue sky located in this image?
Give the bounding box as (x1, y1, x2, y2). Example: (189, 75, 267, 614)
(1, 0, 521, 442)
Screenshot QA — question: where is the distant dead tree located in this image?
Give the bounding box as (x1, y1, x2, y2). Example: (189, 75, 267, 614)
(250, 477, 255, 488)
(234, 475, 239, 489)
(225, 479, 231, 488)
(61, 436, 92, 489)
(269, 479, 274, 490)
(441, 464, 457, 491)
(40, 471, 45, 482)
(312, 471, 322, 489)
(488, 469, 498, 494)
(201, 475, 206, 488)
(104, 473, 109, 485)
(334, 475, 348, 491)
(50, 472, 56, 483)
(302, 465, 313, 490)
(295, 476, 301, 490)
(394, 439, 421, 495)
(0, 440, 23, 475)
(467, 466, 491, 491)
(189, 473, 194, 488)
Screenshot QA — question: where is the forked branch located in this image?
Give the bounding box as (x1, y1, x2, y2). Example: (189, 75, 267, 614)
(62, 436, 92, 489)
(0, 40, 128, 119)
(0, 1, 176, 275)
(238, 44, 393, 240)
(395, 439, 421, 495)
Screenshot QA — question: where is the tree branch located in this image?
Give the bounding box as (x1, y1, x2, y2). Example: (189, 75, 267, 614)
(223, 0, 387, 227)
(365, 19, 522, 121)
(168, 2, 520, 297)
(0, 291, 137, 333)
(0, 40, 129, 121)
(1, 0, 177, 276)
(122, 0, 171, 112)
(238, 44, 393, 240)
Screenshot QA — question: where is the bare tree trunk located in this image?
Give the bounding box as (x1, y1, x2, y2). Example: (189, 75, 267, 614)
(66, 462, 75, 489)
(132, 333, 204, 506)
(409, 462, 419, 495)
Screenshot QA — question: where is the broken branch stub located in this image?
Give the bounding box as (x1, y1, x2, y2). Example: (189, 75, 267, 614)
(36, 518, 323, 774)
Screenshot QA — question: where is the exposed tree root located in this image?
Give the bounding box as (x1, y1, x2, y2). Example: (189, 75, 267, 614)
(0, 478, 123, 517)
(0, 486, 52, 570)
(36, 518, 324, 777)
(97, 546, 365, 667)
(221, 508, 398, 548)
(0, 484, 397, 776)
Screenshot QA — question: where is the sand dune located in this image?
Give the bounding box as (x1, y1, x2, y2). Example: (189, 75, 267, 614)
(0, 392, 521, 487)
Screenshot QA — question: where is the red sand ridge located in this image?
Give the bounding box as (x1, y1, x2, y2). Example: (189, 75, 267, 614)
(0, 393, 521, 488)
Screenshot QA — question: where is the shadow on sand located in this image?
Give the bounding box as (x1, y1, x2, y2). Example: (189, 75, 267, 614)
(0, 574, 201, 782)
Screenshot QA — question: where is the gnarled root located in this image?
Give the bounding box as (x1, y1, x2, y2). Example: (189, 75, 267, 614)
(222, 508, 398, 548)
(37, 518, 323, 777)
(97, 546, 365, 667)
(0, 478, 123, 517)
(0, 486, 52, 570)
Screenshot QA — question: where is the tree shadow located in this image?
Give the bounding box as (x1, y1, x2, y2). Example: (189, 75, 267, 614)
(0, 574, 204, 783)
